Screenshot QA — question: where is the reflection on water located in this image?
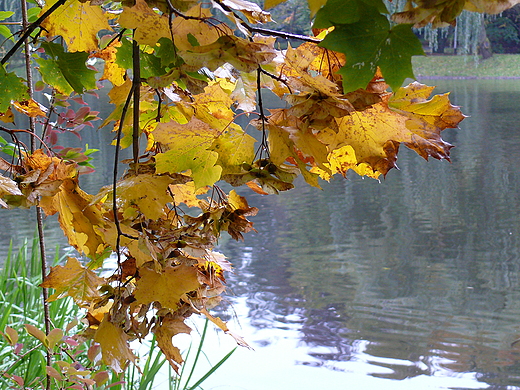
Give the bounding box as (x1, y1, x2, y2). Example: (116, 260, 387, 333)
(3, 79, 520, 389)
(214, 79, 520, 389)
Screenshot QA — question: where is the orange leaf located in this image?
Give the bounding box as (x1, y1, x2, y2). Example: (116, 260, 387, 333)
(40, 257, 106, 307)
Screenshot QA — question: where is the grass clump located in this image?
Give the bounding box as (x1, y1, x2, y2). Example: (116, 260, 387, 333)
(412, 54, 520, 78)
(0, 237, 234, 389)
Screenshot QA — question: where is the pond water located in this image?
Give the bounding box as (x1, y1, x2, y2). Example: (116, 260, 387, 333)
(3, 79, 520, 389)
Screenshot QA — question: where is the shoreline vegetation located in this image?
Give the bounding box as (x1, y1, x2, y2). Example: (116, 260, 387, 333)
(412, 54, 520, 78)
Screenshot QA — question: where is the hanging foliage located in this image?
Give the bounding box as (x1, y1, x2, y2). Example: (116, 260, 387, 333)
(0, 0, 510, 383)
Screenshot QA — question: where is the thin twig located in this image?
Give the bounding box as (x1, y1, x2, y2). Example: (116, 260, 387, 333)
(20, 1, 52, 389)
(112, 84, 138, 272)
(132, 33, 140, 166)
(212, 0, 320, 43)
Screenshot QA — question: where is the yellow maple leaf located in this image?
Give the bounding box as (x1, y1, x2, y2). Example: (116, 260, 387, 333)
(133, 264, 200, 310)
(170, 5, 233, 51)
(94, 173, 176, 221)
(91, 42, 126, 86)
(39, 177, 107, 258)
(154, 118, 222, 188)
(118, 0, 171, 46)
(168, 182, 209, 208)
(40, 257, 106, 307)
(12, 99, 47, 118)
(94, 315, 136, 373)
(40, 0, 111, 52)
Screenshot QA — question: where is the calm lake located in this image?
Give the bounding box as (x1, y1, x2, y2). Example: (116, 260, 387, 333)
(2, 78, 520, 389)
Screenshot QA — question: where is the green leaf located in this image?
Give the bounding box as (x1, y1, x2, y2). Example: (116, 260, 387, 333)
(0, 64, 29, 113)
(0, 25, 13, 41)
(313, 0, 387, 28)
(156, 37, 182, 68)
(115, 37, 166, 79)
(36, 42, 97, 95)
(0, 11, 14, 21)
(319, 13, 424, 92)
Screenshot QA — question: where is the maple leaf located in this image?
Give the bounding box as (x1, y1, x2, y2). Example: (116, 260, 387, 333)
(153, 314, 192, 372)
(94, 315, 136, 373)
(154, 118, 222, 188)
(118, 0, 171, 46)
(39, 176, 107, 258)
(12, 99, 47, 118)
(319, 12, 424, 92)
(133, 264, 200, 310)
(170, 5, 234, 51)
(314, 82, 463, 176)
(0, 64, 29, 113)
(94, 173, 177, 221)
(40, 257, 106, 307)
(40, 0, 111, 52)
(168, 181, 209, 208)
(36, 42, 97, 95)
(91, 41, 126, 87)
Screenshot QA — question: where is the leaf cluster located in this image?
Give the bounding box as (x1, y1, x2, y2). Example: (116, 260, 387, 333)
(0, 0, 504, 382)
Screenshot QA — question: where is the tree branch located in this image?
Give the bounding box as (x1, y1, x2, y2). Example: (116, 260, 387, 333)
(1, 0, 67, 65)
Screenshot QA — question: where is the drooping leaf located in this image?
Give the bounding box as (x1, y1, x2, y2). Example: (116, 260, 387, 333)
(36, 42, 97, 95)
(153, 314, 192, 372)
(94, 315, 137, 373)
(0, 64, 28, 113)
(40, 257, 106, 306)
(40, 0, 111, 52)
(38, 176, 107, 258)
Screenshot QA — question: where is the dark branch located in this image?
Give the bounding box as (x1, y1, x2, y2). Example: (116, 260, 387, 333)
(1, 0, 67, 65)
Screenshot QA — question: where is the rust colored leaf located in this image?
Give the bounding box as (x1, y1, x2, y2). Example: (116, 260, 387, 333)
(40, 257, 106, 307)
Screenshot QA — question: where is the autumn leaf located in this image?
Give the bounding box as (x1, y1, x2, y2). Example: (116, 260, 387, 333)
(40, 257, 106, 307)
(153, 314, 192, 372)
(40, 0, 111, 52)
(170, 5, 234, 51)
(94, 315, 136, 373)
(154, 118, 222, 188)
(12, 99, 47, 118)
(94, 173, 177, 221)
(118, 0, 171, 46)
(133, 264, 200, 310)
(168, 181, 209, 208)
(0, 174, 22, 208)
(91, 41, 126, 87)
(39, 176, 107, 258)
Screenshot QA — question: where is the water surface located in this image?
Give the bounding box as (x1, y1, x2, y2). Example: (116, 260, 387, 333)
(3, 79, 520, 389)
